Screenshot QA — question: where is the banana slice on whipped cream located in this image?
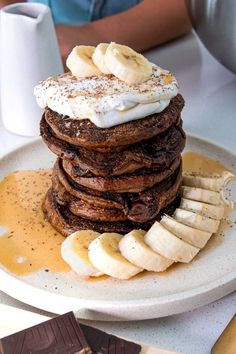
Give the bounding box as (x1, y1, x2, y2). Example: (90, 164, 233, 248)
(104, 42, 152, 84)
(66, 42, 153, 84)
(66, 45, 101, 78)
(92, 43, 111, 74)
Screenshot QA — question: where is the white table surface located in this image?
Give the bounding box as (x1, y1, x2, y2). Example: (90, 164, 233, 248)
(0, 31, 236, 354)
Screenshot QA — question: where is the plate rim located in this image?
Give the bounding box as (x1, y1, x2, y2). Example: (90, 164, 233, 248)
(0, 266, 235, 308)
(0, 133, 236, 320)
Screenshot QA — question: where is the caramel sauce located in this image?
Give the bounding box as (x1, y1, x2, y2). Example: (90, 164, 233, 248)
(182, 151, 228, 175)
(0, 170, 69, 275)
(0, 152, 234, 277)
(86, 274, 108, 282)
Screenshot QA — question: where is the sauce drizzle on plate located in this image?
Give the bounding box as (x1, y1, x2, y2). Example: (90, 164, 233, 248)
(0, 169, 69, 275)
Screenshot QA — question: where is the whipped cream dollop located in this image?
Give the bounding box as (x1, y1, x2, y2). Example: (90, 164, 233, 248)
(34, 64, 179, 128)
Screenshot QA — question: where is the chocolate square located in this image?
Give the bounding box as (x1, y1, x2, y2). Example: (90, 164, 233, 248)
(80, 323, 141, 354)
(0, 312, 91, 354)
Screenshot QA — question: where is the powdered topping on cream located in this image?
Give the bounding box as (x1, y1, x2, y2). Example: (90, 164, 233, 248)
(34, 64, 179, 128)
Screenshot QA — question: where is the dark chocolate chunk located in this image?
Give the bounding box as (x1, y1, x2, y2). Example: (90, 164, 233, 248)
(80, 323, 141, 354)
(0, 312, 91, 354)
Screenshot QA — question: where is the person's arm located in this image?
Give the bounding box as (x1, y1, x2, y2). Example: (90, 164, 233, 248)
(56, 0, 191, 63)
(0, 0, 23, 7)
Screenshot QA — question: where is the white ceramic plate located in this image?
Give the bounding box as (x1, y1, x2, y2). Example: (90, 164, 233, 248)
(0, 135, 236, 321)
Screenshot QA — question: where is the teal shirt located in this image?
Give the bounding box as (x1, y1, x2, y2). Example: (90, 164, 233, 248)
(28, 0, 142, 25)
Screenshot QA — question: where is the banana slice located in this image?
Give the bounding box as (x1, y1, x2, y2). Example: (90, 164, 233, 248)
(119, 230, 173, 272)
(144, 222, 200, 263)
(160, 215, 212, 249)
(183, 171, 236, 192)
(173, 208, 220, 233)
(181, 186, 221, 205)
(105, 42, 152, 84)
(92, 43, 111, 74)
(88, 233, 142, 279)
(180, 198, 225, 220)
(66, 45, 101, 78)
(61, 230, 102, 277)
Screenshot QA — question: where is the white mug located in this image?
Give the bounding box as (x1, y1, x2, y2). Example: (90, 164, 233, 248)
(0, 3, 63, 136)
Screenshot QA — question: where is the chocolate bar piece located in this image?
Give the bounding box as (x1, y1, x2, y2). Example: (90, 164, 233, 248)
(0, 312, 91, 354)
(80, 323, 141, 354)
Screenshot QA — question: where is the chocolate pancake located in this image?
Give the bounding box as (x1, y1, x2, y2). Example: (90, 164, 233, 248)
(56, 191, 127, 222)
(62, 156, 181, 193)
(43, 188, 181, 236)
(40, 116, 185, 176)
(44, 94, 184, 152)
(53, 158, 126, 209)
(52, 164, 182, 222)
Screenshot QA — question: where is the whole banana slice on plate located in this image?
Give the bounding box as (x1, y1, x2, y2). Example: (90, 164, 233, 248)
(160, 215, 212, 249)
(92, 43, 111, 74)
(88, 233, 142, 279)
(181, 186, 221, 205)
(105, 42, 152, 84)
(61, 230, 102, 277)
(66, 45, 101, 78)
(144, 222, 200, 263)
(180, 198, 225, 220)
(119, 229, 173, 272)
(183, 171, 236, 191)
(173, 208, 220, 233)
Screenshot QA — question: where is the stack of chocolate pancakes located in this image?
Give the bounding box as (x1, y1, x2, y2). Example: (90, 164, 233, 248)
(41, 93, 185, 236)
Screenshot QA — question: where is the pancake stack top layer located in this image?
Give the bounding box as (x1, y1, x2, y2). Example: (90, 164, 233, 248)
(35, 43, 186, 236)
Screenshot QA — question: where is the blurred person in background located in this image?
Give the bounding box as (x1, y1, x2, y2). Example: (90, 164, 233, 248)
(0, 0, 191, 63)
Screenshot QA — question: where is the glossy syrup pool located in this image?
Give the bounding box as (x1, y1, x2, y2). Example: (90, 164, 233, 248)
(0, 152, 234, 276)
(0, 169, 69, 275)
